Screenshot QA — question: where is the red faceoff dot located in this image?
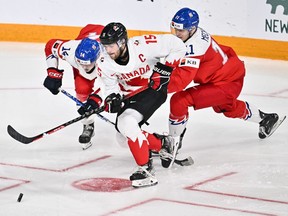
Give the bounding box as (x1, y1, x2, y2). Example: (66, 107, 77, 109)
(72, 177, 133, 192)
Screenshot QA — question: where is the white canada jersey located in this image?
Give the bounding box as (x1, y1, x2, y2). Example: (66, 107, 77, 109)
(97, 34, 186, 97)
(46, 39, 98, 81)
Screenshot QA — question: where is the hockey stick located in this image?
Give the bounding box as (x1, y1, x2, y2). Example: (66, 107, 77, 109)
(151, 153, 194, 167)
(59, 88, 115, 126)
(7, 106, 105, 144)
(7, 85, 149, 144)
(60, 88, 195, 165)
(174, 156, 194, 166)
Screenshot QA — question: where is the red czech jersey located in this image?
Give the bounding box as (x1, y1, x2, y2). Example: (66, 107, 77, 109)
(168, 27, 245, 93)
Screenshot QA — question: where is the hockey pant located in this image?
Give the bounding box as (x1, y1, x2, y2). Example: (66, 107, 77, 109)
(169, 78, 261, 136)
(73, 67, 96, 125)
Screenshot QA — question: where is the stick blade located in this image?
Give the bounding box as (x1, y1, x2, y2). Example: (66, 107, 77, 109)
(7, 125, 38, 144)
(181, 156, 194, 166)
(175, 156, 194, 166)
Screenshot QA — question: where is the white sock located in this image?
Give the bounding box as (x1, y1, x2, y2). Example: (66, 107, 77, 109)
(169, 114, 188, 137)
(244, 102, 262, 123)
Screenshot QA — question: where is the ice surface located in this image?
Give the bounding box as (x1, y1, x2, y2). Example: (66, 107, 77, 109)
(0, 42, 287, 216)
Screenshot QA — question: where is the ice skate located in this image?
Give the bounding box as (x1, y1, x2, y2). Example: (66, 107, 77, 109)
(130, 159, 158, 188)
(79, 123, 94, 150)
(154, 133, 178, 168)
(151, 128, 186, 157)
(258, 111, 286, 139)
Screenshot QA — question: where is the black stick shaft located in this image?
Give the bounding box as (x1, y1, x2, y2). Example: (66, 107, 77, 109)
(7, 106, 105, 144)
(7, 85, 149, 144)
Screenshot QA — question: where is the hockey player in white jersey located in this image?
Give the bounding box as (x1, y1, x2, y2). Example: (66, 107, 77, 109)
(88, 22, 190, 187)
(44, 24, 104, 150)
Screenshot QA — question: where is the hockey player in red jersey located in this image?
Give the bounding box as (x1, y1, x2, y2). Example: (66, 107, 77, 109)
(44, 24, 104, 150)
(89, 22, 188, 187)
(168, 8, 286, 153)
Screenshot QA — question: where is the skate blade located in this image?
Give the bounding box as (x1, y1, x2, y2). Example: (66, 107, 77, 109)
(259, 115, 286, 139)
(131, 177, 158, 188)
(81, 141, 92, 150)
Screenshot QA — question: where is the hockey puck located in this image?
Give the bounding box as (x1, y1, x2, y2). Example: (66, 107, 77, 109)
(17, 193, 23, 202)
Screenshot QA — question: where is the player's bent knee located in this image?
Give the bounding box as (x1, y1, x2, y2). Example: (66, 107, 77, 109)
(117, 110, 143, 142)
(75, 87, 93, 102)
(170, 91, 192, 116)
(223, 101, 246, 119)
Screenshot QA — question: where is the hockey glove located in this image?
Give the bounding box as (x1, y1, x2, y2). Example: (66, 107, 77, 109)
(43, 67, 64, 95)
(149, 62, 173, 91)
(77, 94, 102, 115)
(104, 93, 122, 113)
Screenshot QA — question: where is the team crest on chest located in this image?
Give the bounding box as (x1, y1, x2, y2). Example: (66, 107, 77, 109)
(117, 64, 151, 80)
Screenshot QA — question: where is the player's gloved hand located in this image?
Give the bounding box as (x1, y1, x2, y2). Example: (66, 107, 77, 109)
(77, 94, 102, 115)
(149, 62, 173, 91)
(43, 67, 64, 95)
(104, 93, 122, 113)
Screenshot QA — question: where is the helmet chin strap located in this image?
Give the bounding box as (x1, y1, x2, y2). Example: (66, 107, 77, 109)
(86, 65, 96, 74)
(116, 43, 129, 65)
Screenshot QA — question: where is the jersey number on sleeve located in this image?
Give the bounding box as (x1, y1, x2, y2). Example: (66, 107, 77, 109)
(144, 35, 157, 44)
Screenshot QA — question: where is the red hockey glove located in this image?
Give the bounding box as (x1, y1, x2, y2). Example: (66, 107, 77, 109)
(77, 94, 102, 115)
(104, 93, 122, 113)
(149, 62, 173, 91)
(43, 67, 64, 95)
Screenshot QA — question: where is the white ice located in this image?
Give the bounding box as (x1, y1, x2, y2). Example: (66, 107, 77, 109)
(0, 42, 288, 216)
